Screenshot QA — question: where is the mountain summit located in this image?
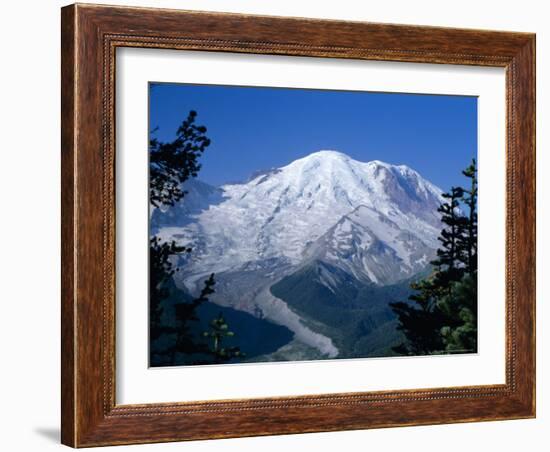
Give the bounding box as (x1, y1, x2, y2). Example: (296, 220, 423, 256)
(153, 150, 443, 287)
(152, 150, 446, 359)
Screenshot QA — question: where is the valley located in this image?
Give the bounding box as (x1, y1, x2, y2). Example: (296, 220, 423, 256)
(150, 150, 445, 363)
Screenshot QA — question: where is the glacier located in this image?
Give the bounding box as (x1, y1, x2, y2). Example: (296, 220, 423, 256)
(151, 150, 445, 360)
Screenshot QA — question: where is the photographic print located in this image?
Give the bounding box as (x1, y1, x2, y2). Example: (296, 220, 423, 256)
(148, 83, 478, 367)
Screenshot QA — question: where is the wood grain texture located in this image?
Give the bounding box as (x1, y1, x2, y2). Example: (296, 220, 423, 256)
(60, 5, 76, 447)
(61, 3, 536, 447)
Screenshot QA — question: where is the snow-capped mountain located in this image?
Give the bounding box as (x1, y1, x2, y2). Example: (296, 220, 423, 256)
(150, 178, 225, 230)
(303, 204, 436, 286)
(152, 150, 446, 359)
(154, 150, 443, 287)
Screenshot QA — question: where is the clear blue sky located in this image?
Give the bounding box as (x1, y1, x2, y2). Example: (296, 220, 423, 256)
(149, 83, 477, 191)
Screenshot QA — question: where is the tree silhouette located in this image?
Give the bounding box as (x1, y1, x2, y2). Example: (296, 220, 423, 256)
(457, 159, 478, 274)
(169, 274, 216, 365)
(438, 159, 478, 352)
(438, 274, 477, 353)
(149, 110, 213, 365)
(390, 277, 446, 355)
(391, 159, 478, 355)
(202, 312, 245, 364)
(148, 111, 246, 366)
(150, 237, 190, 341)
(430, 187, 468, 293)
(149, 110, 211, 208)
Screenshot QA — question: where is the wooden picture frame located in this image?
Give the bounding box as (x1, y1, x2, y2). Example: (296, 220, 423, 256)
(61, 3, 535, 447)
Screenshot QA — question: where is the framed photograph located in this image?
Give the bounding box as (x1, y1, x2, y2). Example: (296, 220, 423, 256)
(61, 3, 536, 447)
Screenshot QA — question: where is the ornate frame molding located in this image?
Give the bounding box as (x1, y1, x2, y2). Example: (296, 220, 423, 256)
(62, 4, 535, 447)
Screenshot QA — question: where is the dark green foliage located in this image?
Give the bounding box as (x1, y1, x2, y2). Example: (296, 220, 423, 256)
(149, 283, 293, 367)
(431, 187, 468, 290)
(168, 274, 216, 364)
(438, 273, 477, 353)
(148, 111, 246, 367)
(148, 111, 210, 361)
(391, 159, 478, 356)
(149, 237, 190, 341)
(148, 111, 238, 366)
(149, 110, 211, 208)
(202, 313, 245, 364)
(194, 301, 292, 361)
(437, 159, 478, 353)
(458, 159, 478, 274)
(390, 277, 448, 355)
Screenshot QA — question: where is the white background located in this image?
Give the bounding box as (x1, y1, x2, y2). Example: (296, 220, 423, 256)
(0, 1, 546, 451)
(117, 49, 506, 404)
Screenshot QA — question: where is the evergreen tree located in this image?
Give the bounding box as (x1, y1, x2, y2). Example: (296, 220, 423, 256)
(431, 186, 468, 291)
(457, 159, 478, 274)
(148, 111, 245, 366)
(438, 274, 477, 353)
(149, 237, 190, 341)
(169, 274, 216, 365)
(438, 159, 478, 353)
(390, 188, 466, 355)
(202, 312, 245, 364)
(149, 110, 211, 208)
(148, 111, 213, 364)
(391, 160, 478, 356)
(390, 277, 446, 355)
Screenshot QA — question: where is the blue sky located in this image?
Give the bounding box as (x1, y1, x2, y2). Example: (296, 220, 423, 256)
(149, 83, 477, 191)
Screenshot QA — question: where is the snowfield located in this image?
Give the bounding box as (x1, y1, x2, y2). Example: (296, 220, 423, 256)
(151, 150, 445, 358)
